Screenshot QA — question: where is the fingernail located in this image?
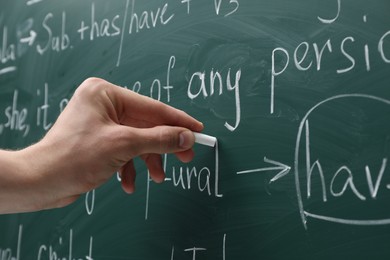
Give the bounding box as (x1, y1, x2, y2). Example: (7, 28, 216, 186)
(128, 186, 135, 194)
(179, 130, 194, 149)
(123, 183, 135, 194)
(198, 122, 204, 131)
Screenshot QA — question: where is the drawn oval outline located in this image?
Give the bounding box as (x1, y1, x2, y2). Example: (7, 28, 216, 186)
(294, 94, 390, 229)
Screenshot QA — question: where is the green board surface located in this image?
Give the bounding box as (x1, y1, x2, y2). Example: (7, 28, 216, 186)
(0, 0, 390, 259)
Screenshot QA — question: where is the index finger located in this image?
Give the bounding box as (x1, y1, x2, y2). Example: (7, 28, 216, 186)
(105, 80, 204, 131)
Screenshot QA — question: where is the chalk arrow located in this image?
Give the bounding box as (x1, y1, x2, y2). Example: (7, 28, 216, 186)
(237, 157, 291, 184)
(20, 30, 37, 46)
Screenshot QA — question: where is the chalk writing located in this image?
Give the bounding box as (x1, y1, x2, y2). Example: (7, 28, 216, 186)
(77, 3, 121, 41)
(0, 66, 16, 75)
(170, 234, 227, 260)
(85, 189, 95, 216)
(127, 0, 174, 35)
(149, 55, 175, 102)
(127, 55, 175, 103)
(294, 94, 390, 229)
(0, 83, 67, 138)
(19, 30, 36, 46)
(181, 0, 191, 14)
(270, 14, 390, 114)
(1, 0, 241, 69)
(0, 90, 30, 137)
(36, 12, 71, 55)
(237, 157, 291, 184)
(0, 1, 390, 258)
(163, 143, 223, 198)
(26, 0, 44, 6)
(0, 27, 16, 65)
(0, 225, 22, 260)
(36, 83, 53, 131)
(238, 94, 390, 229)
(187, 68, 241, 131)
(166, 165, 215, 196)
(37, 229, 93, 260)
(145, 142, 222, 220)
(18, 18, 37, 47)
(317, 0, 341, 24)
(304, 119, 368, 202)
(116, 0, 130, 67)
(214, 0, 239, 17)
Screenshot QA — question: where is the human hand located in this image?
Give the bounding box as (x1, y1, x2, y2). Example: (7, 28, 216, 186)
(15, 77, 203, 212)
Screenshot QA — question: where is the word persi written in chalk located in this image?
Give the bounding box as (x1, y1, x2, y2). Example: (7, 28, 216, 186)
(270, 2, 390, 114)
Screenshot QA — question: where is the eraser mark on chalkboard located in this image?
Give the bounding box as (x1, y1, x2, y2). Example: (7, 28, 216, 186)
(193, 132, 217, 147)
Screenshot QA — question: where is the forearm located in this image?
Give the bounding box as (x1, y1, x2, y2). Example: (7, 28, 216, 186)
(0, 149, 35, 214)
(0, 143, 81, 214)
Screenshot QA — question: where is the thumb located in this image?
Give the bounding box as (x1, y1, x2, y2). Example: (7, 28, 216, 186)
(128, 126, 195, 156)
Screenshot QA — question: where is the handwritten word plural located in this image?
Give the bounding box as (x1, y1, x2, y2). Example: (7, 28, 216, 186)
(145, 164, 222, 219)
(164, 133, 222, 199)
(144, 144, 221, 220)
(166, 165, 222, 197)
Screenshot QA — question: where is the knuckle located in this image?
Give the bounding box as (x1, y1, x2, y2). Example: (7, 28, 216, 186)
(82, 77, 105, 86)
(109, 126, 141, 160)
(158, 127, 178, 153)
(75, 77, 107, 98)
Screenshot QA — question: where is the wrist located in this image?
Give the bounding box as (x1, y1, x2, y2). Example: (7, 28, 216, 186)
(0, 148, 38, 214)
(18, 140, 82, 212)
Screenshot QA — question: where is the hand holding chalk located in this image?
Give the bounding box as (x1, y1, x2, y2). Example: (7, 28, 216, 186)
(193, 132, 217, 147)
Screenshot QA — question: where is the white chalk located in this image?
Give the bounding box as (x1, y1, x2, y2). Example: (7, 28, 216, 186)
(193, 132, 217, 147)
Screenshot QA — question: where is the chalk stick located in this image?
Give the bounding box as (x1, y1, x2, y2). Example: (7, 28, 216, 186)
(193, 132, 217, 147)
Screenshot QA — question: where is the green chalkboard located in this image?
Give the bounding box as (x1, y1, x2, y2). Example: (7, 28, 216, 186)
(0, 0, 390, 259)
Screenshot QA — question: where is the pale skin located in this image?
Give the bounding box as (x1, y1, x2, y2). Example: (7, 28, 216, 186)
(0, 77, 204, 214)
